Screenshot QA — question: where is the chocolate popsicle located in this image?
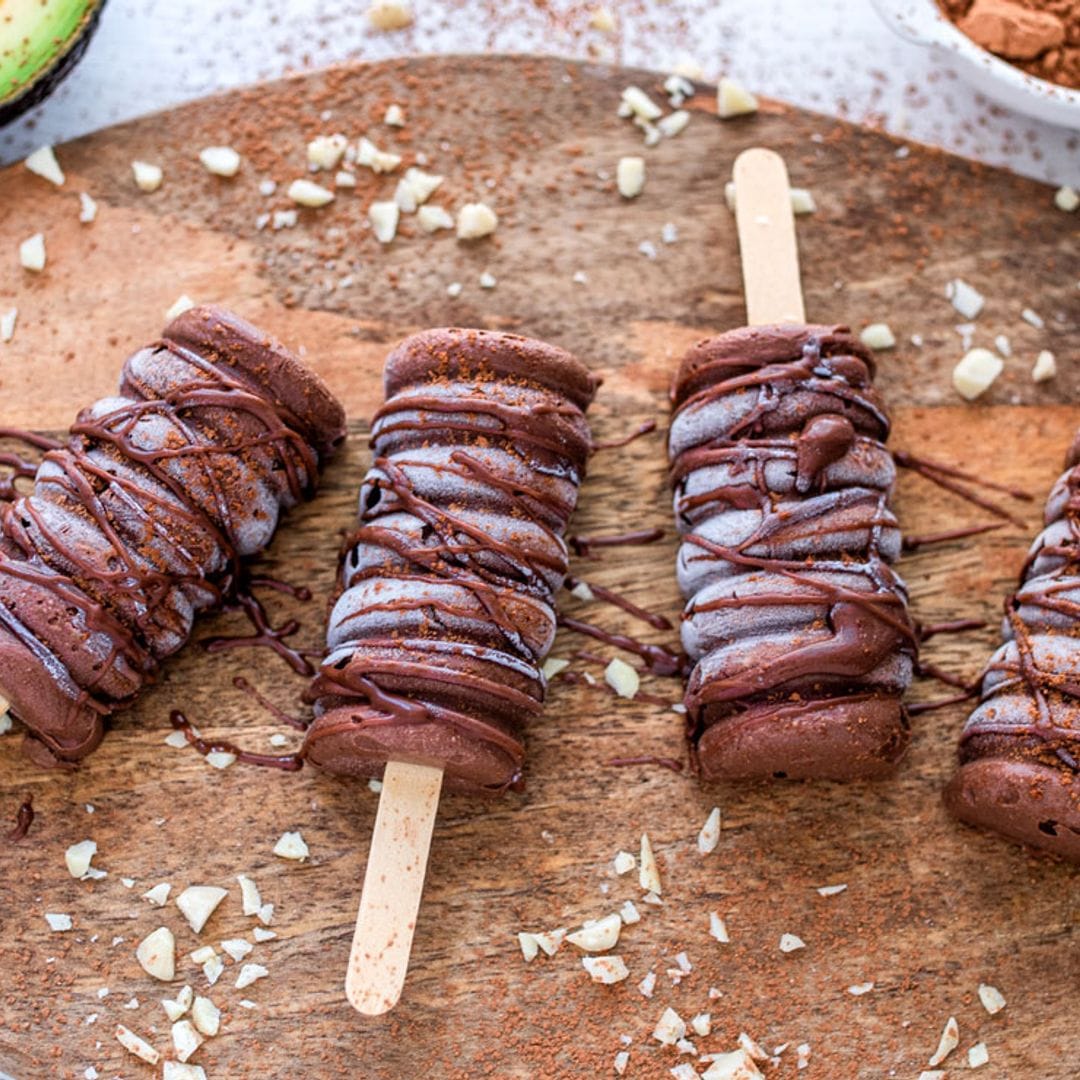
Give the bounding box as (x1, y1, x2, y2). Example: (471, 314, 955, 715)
(945, 438, 1080, 861)
(669, 323, 918, 781)
(0, 305, 345, 767)
(304, 327, 595, 794)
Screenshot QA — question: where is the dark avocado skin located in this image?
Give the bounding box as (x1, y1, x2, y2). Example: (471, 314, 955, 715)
(0, 1, 108, 128)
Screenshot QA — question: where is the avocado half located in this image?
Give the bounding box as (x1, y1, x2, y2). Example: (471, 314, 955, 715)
(0, 0, 107, 127)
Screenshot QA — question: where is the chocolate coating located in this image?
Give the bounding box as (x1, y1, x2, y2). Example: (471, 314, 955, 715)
(0, 305, 345, 766)
(946, 447, 1080, 860)
(669, 323, 916, 781)
(304, 328, 594, 795)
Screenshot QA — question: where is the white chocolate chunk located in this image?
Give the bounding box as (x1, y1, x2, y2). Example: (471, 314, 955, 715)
(288, 179, 335, 207)
(171, 1019, 203, 1063)
(532, 928, 566, 956)
(252, 926, 276, 943)
(457, 202, 498, 239)
(307, 134, 348, 171)
(860, 323, 896, 350)
(542, 657, 570, 680)
(163, 1064, 207, 1080)
(142, 882, 171, 906)
(402, 166, 443, 205)
(417, 204, 454, 232)
(235, 963, 269, 989)
(790, 187, 817, 214)
(136, 927, 176, 981)
(176, 885, 227, 934)
(191, 995, 220, 1037)
(739, 1032, 769, 1061)
(657, 110, 690, 138)
(199, 146, 241, 177)
(621, 86, 663, 121)
(709, 911, 730, 942)
(369, 200, 400, 243)
(847, 981, 874, 995)
(115, 1024, 159, 1065)
(779, 933, 806, 953)
(164, 729, 189, 748)
(189, 946, 216, 965)
(221, 938, 253, 962)
(605, 657, 640, 699)
(701, 1049, 764, 1079)
(479, 270, 497, 289)
(165, 295, 195, 322)
(367, 0, 413, 30)
(617, 156, 645, 199)
(817, 883, 847, 896)
(1054, 185, 1079, 212)
(356, 137, 402, 174)
(202, 954, 224, 986)
(273, 830, 309, 861)
(1, 309, 17, 342)
(652, 1007, 686, 1045)
(19, 233, 46, 272)
(717, 77, 758, 118)
(65, 839, 98, 879)
(161, 984, 192, 1022)
(518, 932, 539, 962)
(928, 1016, 959, 1066)
(237, 874, 262, 916)
(272, 209, 297, 229)
(1032, 349, 1057, 382)
(614, 1050, 630, 1075)
(620, 900, 640, 925)
(968, 1042, 989, 1068)
(639, 833, 662, 894)
(1021, 307, 1044, 328)
(45, 913, 72, 931)
(384, 103, 405, 126)
(590, 6, 617, 32)
(691, 1012, 712, 1036)
(638, 969, 657, 997)
(335, 170, 357, 188)
(132, 161, 163, 192)
(952, 347, 1003, 400)
(566, 912, 621, 952)
(25, 145, 65, 186)
(613, 850, 636, 875)
(978, 983, 1006, 1014)
(582, 955, 629, 984)
(945, 278, 984, 319)
(697, 807, 721, 854)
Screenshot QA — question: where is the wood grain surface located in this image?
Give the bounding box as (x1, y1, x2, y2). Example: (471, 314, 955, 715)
(0, 55, 1077, 1080)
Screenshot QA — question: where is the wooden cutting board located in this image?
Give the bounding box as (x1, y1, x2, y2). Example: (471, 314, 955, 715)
(0, 55, 1077, 1080)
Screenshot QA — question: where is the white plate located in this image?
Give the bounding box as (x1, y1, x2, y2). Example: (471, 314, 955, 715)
(871, 0, 1080, 129)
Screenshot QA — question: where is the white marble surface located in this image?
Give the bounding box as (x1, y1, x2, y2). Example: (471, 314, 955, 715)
(1, 0, 1077, 184)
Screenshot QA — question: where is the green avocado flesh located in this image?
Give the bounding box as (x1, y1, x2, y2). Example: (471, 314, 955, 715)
(0, 0, 103, 117)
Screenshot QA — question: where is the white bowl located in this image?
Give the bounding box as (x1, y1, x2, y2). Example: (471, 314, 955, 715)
(871, 0, 1080, 129)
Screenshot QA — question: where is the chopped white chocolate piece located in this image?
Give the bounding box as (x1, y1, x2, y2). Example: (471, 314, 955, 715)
(1032, 349, 1057, 382)
(518, 932, 539, 962)
(164, 729, 189, 748)
(165, 295, 195, 322)
(531, 927, 566, 956)
(652, 1007, 686, 1045)
(617, 156, 645, 199)
(235, 963, 269, 990)
(582, 955, 629, 984)
(952, 347, 1003, 400)
(566, 912, 621, 952)
(0, 308, 16, 342)
(542, 657, 569, 679)
(143, 882, 171, 907)
(456, 202, 499, 239)
(45, 913, 73, 932)
(709, 911, 729, 942)
(273, 830, 309, 861)
(860, 323, 896, 350)
(369, 200, 400, 243)
(356, 137, 402, 174)
(171, 1019, 203, 1063)
(978, 983, 1006, 1015)
(1021, 307, 1044, 328)
(665, 73, 695, 102)
(621, 86, 663, 121)
(272, 209, 298, 229)
(401, 166, 444, 206)
(136, 927, 176, 981)
(945, 278, 985, 319)
(161, 985, 193, 1022)
(479, 270, 497, 289)
(717, 77, 758, 118)
(613, 850, 636, 875)
(697, 806, 721, 854)
(115, 1024, 159, 1065)
(258, 902, 275, 925)
(605, 657, 640, 699)
(190, 946, 216, 964)
(205, 750, 236, 770)
(163, 1064, 207, 1080)
(25, 145, 65, 186)
(367, 0, 413, 30)
(237, 874, 262, 916)
(848, 981, 874, 995)
(638, 969, 657, 997)
(739, 1032, 769, 1061)
(418, 204, 454, 232)
(968, 1042, 989, 1068)
(724, 181, 737, 212)
(691, 1013, 712, 1036)
(614, 1050, 630, 1076)
(288, 179, 335, 207)
(661, 222, 678, 244)
(790, 187, 817, 214)
(307, 134, 348, 171)
(384, 103, 405, 126)
(176, 885, 227, 934)
(590, 6, 617, 32)
(701, 1050, 764, 1079)
(639, 833, 662, 894)
(670, 1064, 698, 1080)
(252, 926, 277, 943)
(1054, 185, 1079, 213)
(132, 161, 163, 192)
(199, 146, 241, 177)
(928, 1016, 959, 1066)
(191, 996, 220, 1037)
(221, 938, 253, 962)
(202, 954, 224, 986)
(65, 839, 98, 879)
(619, 900, 640, 925)
(335, 170, 357, 188)
(19, 233, 46, 272)
(778, 933, 805, 953)
(658, 110, 690, 138)
(259, 179, 277, 196)
(817, 883, 847, 896)
(994, 334, 1012, 357)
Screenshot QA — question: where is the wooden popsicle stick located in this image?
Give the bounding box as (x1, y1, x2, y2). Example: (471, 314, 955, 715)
(733, 148, 806, 326)
(345, 759, 444, 1015)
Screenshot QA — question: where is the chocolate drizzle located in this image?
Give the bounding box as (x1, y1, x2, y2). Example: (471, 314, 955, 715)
(668, 324, 917, 781)
(0, 306, 345, 767)
(303, 328, 594, 795)
(7, 795, 34, 841)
